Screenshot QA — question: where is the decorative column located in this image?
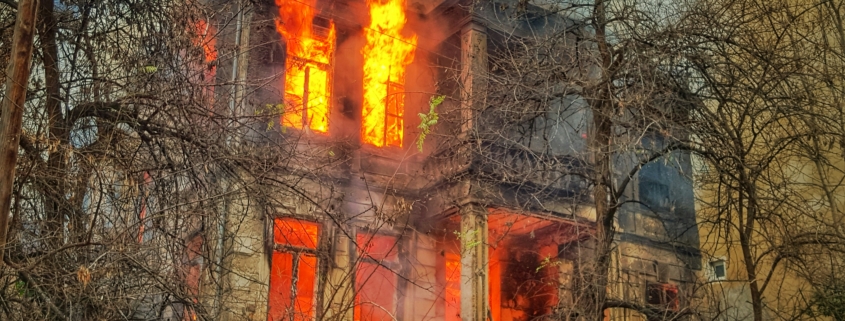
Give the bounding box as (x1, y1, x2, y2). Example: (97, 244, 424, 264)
(459, 21, 488, 137)
(460, 203, 489, 321)
(323, 227, 354, 320)
(458, 19, 489, 321)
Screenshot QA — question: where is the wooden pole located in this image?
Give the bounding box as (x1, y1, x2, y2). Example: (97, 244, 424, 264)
(0, 0, 40, 265)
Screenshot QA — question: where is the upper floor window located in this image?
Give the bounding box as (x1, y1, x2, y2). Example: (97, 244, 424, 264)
(275, 0, 335, 133)
(709, 259, 727, 281)
(360, 0, 417, 147)
(268, 218, 321, 321)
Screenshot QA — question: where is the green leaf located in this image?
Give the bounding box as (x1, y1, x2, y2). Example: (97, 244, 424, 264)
(416, 95, 445, 152)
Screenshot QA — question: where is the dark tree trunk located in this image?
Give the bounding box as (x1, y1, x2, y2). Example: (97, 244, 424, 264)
(0, 0, 40, 264)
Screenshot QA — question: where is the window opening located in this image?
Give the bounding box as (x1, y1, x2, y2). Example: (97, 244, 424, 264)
(361, 0, 417, 147)
(645, 282, 679, 312)
(444, 252, 461, 321)
(275, 1, 335, 133)
(384, 81, 405, 147)
(268, 218, 320, 321)
(710, 260, 726, 281)
(180, 234, 204, 321)
(355, 233, 400, 321)
(283, 58, 331, 132)
(487, 210, 563, 321)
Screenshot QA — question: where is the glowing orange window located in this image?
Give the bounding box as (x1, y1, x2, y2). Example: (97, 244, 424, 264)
(268, 218, 320, 321)
(646, 282, 679, 312)
(361, 0, 417, 147)
(181, 234, 204, 321)
(275, 0, 335, 133)
(444, 253, 461, 321)
(355, 233, 400, 321)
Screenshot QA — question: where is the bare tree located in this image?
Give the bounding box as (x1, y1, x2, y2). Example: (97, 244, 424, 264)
(680, 0, 845, 319)
(422, 0, 709, 320)
(0, 0, 352, 319)
(3, 0, 843, 320)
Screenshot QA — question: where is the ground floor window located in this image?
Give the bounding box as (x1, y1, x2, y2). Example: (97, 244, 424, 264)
(355, 233, 401, 321)
(646, 282, 679, 314)
(439, 210, 573, 321)
(268, 218, 321, 321)
(443, 252, 461, 321)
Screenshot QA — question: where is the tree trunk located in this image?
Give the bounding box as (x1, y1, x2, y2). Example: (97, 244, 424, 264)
(588, 1, 617, 319)
(738, 170, 764, 321)
(590, 101, 614, 321)
(37, 0, 74, 244)
(0, 0, 40, 265)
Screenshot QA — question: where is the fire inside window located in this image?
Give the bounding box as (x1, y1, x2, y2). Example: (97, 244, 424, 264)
(646, 282, 679, 312)
(384, 81, 405, 147)
(355, 233, 400, 321)
(268, 218, 320, 321)
(282, 57, 331, 132)
(361, 0, 417, 147)
(275, 1, 335, 133)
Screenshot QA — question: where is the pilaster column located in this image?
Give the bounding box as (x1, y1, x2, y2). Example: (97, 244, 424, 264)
(460, 22, 488, 137)
(460, 204, 488, 321)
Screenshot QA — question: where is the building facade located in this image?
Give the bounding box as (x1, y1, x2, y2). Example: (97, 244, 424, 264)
(202, 0, 702, 320)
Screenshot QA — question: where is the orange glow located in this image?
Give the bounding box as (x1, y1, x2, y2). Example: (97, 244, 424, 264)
(487, 209, 569, 321)
(269, 218, 320, 321)
(361, 0, 417, 147)
(444, 253, 461, 321)
(195, 19, 218, 64)
(355, 233, 399, 321)
(182, 235, 203, 321)
(356, 233, 398, 261)
(269, 252, 318, 321)
(355, 262, 397, 321)
(275, 0, 335, 133)
(274, 218, 320, 249)
(489, 245, 503, 321)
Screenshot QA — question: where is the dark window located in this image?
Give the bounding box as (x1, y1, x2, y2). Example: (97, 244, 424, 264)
(710, 260, 726, 280)
(646, 282, 679, 311)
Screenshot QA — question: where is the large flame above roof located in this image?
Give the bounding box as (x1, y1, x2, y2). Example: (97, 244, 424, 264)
(275, 0, 335, 133)
(361, 0, 417, 147)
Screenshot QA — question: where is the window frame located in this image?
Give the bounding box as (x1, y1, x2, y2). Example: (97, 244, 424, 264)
(282, 56, 333, 133)
(709, 259, 727, 281)
(268, 217, 323, 321)
(278, 14, 335, 135)
(353, 231, 404, 321)
(645, 281, 679, 312)
(383, 81, 405, 147)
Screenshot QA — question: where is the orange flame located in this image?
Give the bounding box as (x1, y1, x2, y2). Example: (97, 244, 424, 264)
(361, 0, 417, 147)
(195, 19, 218, 64)
(275, 0, 335, 133)
(444, 253, 461, 321)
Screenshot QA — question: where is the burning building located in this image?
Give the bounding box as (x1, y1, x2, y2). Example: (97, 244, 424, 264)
(204, 0, 702, 320)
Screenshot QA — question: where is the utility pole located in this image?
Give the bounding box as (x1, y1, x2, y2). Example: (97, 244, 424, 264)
(0, 0, 40, 265)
